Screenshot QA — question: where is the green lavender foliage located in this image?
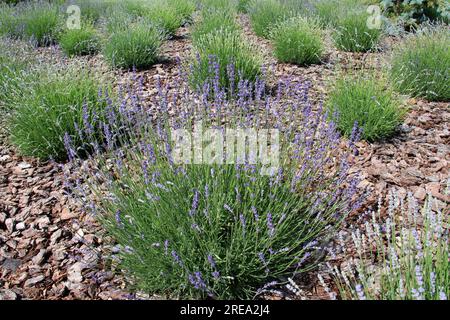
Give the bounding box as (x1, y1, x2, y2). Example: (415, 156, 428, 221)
(332, 9, 382, 52)
(248, 0, 293, 38)
(191, 9, 240, 45)
(59, 24, 101, 56)
(190, 29, 263, 92)
(271, 17, 325, 66)
(390, 25, 450, 102)
(103, 22, 163, 69)
(9, 65, 109, 160)
(326, 72, 405, 142)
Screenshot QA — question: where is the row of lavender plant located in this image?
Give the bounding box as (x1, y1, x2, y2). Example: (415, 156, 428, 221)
(64, 61, 362, 299)
(321, 191, 449, 300)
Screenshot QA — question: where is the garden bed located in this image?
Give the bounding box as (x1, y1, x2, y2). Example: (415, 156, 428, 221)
(0, 0, 448, 300)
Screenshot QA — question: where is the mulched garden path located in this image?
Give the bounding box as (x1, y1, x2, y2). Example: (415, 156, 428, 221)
(0, 20, 448, 300)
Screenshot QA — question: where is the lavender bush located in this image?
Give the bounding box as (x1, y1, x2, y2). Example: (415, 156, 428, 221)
(9, 63, 111, 160)
(189, 30, 263, 93)
(326, 191, 449, 300)
(66, 64, 362, 299)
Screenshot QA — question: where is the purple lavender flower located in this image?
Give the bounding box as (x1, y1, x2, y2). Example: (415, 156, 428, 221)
(296, 252, 311, 267)
(189, 189, 199, 217)
(191, 223, 201, 232)
(251, 206, 259, 221)
(207, 254, 216, 269)
(224, 204, 233, 213)
(415, 265, 424, 290)
(115, 210, 124, 228)
(204, 184, 209, 198)
(266, 213, 275, 237)
(164, 240, 169, 255)
(64, 133, 76, 161)
(411, 288, 423, 300)
(171, 250, 183, 267)
(258, 252, 268, 269)
(239, 214, 246, 233)
(355, 284, 366, 300)
(195, 271, 207, 290)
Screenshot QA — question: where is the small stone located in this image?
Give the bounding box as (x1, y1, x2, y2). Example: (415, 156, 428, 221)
(17, 162, 32, 169)
(67, 262, 86, 283)
(0, 289, 17, 300)
(2, 258, 21, 272)
(0, 155, 11, 163)
(0, 212, 6, 224)
(414, 187, 427, 201)
(31, 249, 47, 265)
(60, 207, 78, 221)
(5, 218, 14, 233)
(36, 216, 50, 229)
(24, 275, 45, 287)
(16, 222, 26, 231)
(425, 182, 440, 197)
(50, 229, 62, 245)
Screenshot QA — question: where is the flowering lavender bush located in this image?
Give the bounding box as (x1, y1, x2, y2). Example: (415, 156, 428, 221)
(248, 0, 293, 38)
(191, 9, 240, 45)
(59, 24, 100, 57)
(327, 191, 449, 300)
(0, 39, 35, 109)
(0, 3, 21, 37)
(333, 9, 382, 52)
(190, 30, 262, 93)
(66, 64, 362, 299)
(17, 1, 62, 47)
(390, 25, 450, 102)
(270, 17, 325, 66)
(237, 0, 251, 13)
(9, 64, 110, 160)
(326, 71, 405, 142)
(103, 21, 163, 69)
(166, 0, 196, 23)
(143, 1, 184, 37)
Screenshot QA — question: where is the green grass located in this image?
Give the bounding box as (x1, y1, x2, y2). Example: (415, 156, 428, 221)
(390, 25, 450, 102)
(271, 17, 325, 66)
(59, 24, 100, 56)
(248, 0, 293, 38)
(191, 9, 240, 45)
(103, 21, 163, 69)
(190, 29, 262, 92)
(326, 72, 405, 142)
(8, 65, 110, 160)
